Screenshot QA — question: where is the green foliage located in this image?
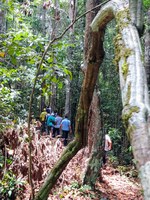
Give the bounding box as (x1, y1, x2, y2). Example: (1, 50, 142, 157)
(122, 147, 134, 165)
(0, 0, 83, 128)
(109, 155, 119, 164)
(0, 17, 45, 120)
(70, 181, 80, 189)
(108, 127, 133, 164)
(143, 0, 150, 9)
(59, 183, 97, 199)
(0, 153, 4, 168)
(99, 20, 134, 164)
(78, 184, 92, 192)
(99, 20, 123, 129)
(0, 171, 25, 200)
(108, 128, 122, 155)
(0, 0, 80, 122)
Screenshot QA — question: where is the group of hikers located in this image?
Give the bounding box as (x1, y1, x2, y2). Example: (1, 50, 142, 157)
(37, 107, 72, 146)
(36, 106, 112, 163)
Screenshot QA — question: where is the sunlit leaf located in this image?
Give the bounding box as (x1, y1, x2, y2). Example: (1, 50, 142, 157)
(8, 190, 12, 197)
(0, 52, 5, 58)
(47, 56, 54, 63)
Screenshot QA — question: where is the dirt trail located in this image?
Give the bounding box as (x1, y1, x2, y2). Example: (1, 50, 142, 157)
(96, 166, 143, 200)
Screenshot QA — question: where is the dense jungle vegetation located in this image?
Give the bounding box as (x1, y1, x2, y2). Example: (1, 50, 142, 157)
(0, 0, 150, 199)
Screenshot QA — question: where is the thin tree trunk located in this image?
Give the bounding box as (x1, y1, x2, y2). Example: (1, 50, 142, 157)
(0, 2, 6, 33)
(64, 0, 77, 117)
(64, 78, 71, 116)
(49, 83, 57, 111)
(144, 9, 150, 92)
(39, 0, 50, 110)
(49, 0, 60, 111)
(40, 79, 46, 112)
(82, 0, 104, 188)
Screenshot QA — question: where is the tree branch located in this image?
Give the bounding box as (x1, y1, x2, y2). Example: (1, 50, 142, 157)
(0, 58, 16, 68)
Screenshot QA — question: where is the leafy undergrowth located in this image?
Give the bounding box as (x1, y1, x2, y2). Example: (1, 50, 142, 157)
(1, 125, 143, 200)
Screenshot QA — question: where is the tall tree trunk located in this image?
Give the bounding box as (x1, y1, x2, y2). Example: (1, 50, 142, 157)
(0, 2, 6, 33)
(64, 0, 77, 118)
(129, 0, 144, 35)
(69, 0, 76, 32)
(64, 78, 71, 116)
(144, 8, 150, 92)
(49, 83, 57, 111)
(91, 0, 150, 199)
(82, 0, 103, 187)
(48, 0, 60, 112)
(40, 1, 49, 111)
(40, 76, 46, 112)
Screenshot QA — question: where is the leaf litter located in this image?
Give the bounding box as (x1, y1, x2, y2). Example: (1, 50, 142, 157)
(2, 125, 143, 200)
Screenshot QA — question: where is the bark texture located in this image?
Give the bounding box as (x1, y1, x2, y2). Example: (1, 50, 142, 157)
(75, 28, 105, 147)
(129, 0, 144, 35)
(83, 89, 103, 188)
(0, 3, 6, 33)
(91, 0, 150, 199)
(82, 0, 103, 187)
(64, 0, 77, 117)
(49, 0, 60, 111)
(144, 9, 150, 92)
(64, 79, 71, 116)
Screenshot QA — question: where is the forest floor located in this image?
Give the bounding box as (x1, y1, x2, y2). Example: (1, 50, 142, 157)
(2, 126, 143, 200)
(48, 165, 143, 200)
(95, 166, 143, 200)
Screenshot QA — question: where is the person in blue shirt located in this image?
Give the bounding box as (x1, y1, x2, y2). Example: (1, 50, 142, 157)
(60, 115, 71, 146)
(53, 113, 62, 137)
(46, 113, 55, 138)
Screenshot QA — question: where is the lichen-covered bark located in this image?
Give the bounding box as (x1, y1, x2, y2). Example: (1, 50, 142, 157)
(91, 0, 150, 199)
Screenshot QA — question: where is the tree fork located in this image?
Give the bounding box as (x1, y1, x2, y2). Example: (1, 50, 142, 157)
(26, 1, 109, 199)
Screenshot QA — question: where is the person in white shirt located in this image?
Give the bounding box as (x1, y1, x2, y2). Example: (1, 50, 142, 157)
(103, 134, 112, 165)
